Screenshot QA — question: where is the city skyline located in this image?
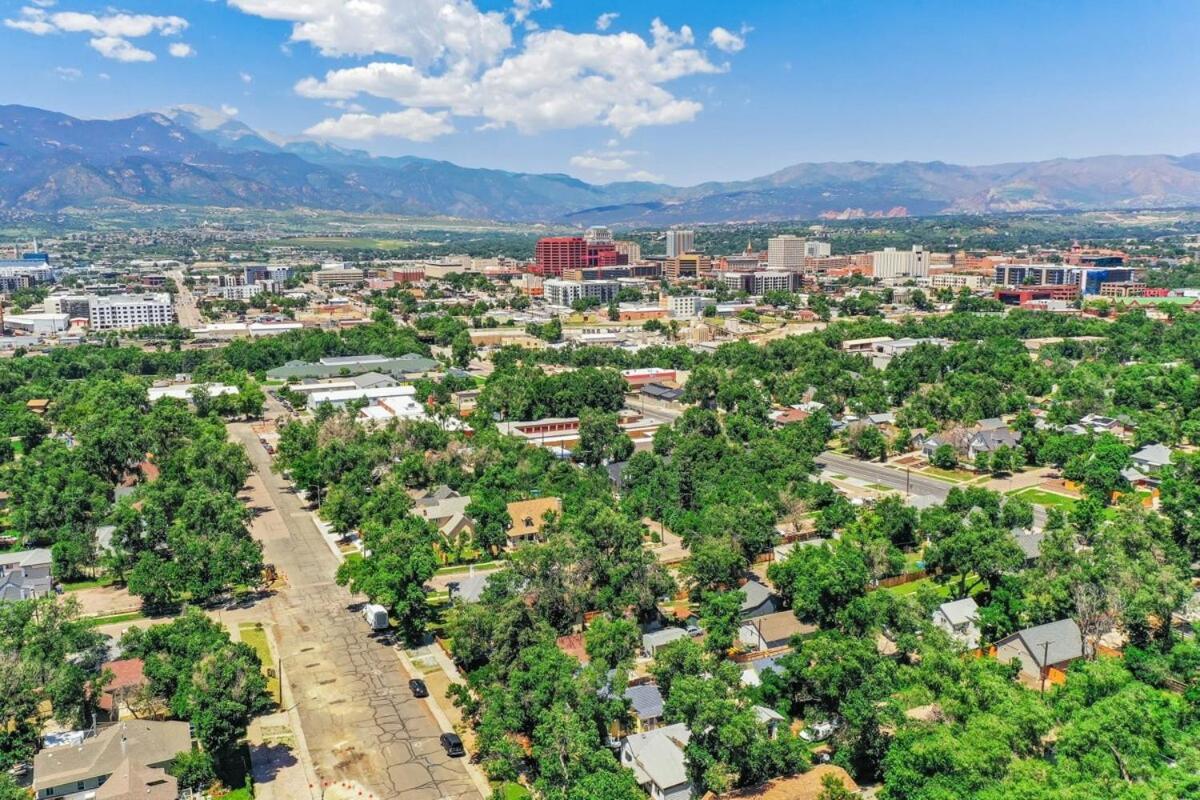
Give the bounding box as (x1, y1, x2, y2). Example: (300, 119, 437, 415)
(2, 1, 1199, 185)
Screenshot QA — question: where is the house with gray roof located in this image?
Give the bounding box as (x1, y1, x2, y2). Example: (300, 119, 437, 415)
(0, 548, 52, 602)
(1010, 528, 1046, 563)
(620, 722, 692, 800)
(1131, 443, 1173, 474)
(33, 720, 191, 800)
(739, 579, 779, 619)
(642, 626, 689, 658)
(994, 618, 1084, 682)
(932, 597, 981, 650)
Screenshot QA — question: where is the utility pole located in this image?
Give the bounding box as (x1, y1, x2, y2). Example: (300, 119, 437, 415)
(1039, 640, 1051, 697)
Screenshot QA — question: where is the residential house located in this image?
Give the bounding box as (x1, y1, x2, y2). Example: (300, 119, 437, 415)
(994, 619, 1085, 683)
(642, 626, 690, 658)
(699, 765, 860, 800)
(33, 720, 191, 800)
(967, 427, 1022, 461)
(97, 659, 149, 722)
(738, 611, 816, 652)
(1131, 443, 1173, 474)
(740, 579, 780, 619)
(621, 722, 692, 800)
(932, 598, 981, 650)
(413, 486, 476, 542)
(0, 547, 53, 602)
(605, 680, 666, 740)
(751, 706, 785, 740)
(1010, 528, 1046, 563)
(768, 407, 810, 427)
(504, 497, 562, 549)
(739, 657, 782, 688)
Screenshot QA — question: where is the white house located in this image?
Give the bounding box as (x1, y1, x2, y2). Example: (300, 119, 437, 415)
(932, 597, 981, 650)
(0, 548, 53, 601)
(620, 722, 692, 800)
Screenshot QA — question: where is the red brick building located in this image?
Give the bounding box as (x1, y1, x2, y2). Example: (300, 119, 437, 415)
(535, 237, 587, 276)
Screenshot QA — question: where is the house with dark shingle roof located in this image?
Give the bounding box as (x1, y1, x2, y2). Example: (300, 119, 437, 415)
(994, 618, 1084, 682)
(33, 720, 191, 800)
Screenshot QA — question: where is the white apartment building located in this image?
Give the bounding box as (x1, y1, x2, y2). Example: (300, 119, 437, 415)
(767, 235, 806, 272)
(48, 293, 175, 330)
(543, 278, 620, 308)
(804, 239, 832, 258)
(665, 229, 695, 257)
(872, 246, 930, 279)
(211, 283, 264, 301)
(929, 272, 991, 291)
(668, 294, 716, 317)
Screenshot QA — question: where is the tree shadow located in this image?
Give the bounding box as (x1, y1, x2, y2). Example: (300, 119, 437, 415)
(247, 741, 298, 784)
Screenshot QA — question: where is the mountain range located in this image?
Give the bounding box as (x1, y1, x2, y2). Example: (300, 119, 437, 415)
(3, 104, 1200, 225)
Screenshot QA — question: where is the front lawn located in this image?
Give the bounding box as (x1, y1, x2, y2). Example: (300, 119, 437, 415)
(238, 623, 281, 706)
(1010, 487, 1079, 511)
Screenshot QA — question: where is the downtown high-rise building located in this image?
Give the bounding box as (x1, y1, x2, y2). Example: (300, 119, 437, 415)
(665, 229, 695, 257)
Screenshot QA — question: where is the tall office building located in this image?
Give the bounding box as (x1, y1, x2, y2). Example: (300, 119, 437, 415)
(767, 235, 807, 272)
(535, 237, 588, 277)
(584, 226, 613, 245)
(872, 246, 930, 279)
(614, 241, 642, 264)
(48, 293, 175, 330)
(804, 240, 832, 258)
(665, 229, 695, 258)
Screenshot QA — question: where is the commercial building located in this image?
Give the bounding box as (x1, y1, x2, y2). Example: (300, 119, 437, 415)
(1098, 282, 1164, 298)
(667, 295, 716, 317)
(244, 264, 294, 284)
(719, 271, 798, 295)
(995, 285, 1080, 305)
(663, 253, 711, 281)
(584, 226, 613, 244)
(46, 293, 175, 330)
(614, 241, 642, 264)
(543, 278, 621, 308)
(210, 283, 264, 301)
(535, 237, 588, 277)
(306, 383, 418, 411)
(664, 229, 695, 258)
(766, 235, 806, 272)
(872, 246, 930, 279)
(2, 312, 70, 335)
(311, 265, 366, 287)
(929, 272, 991, 291)
(587, 242, 621, 267)
(266, 353, 438, 381)
(993, 264, 1140, 295)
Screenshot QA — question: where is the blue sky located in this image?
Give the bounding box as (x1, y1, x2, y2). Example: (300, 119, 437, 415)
(2, 0, 1199, 185)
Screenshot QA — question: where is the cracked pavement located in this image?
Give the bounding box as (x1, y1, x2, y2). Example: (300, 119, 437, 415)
(230, 421, 482, 800)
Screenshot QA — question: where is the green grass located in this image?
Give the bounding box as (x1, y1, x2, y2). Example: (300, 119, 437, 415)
(238, 623, 282, 706)
(267, 236, 416, 250)
(921, 466, 973, 483)
(84, 611, 144, 627)
(493, 782, 532, 800)
(883, 577, 951, 599)
(61, 575, 116, 592)
(435, 559, 504, 575)
(220, 788, 253, 800)
(1010, 487, 1079, 511)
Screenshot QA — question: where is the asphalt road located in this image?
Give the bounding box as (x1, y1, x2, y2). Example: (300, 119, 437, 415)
(230, 422, 482, 800)
(167, 269, 203, 328)
(816, 452, 1048, 528)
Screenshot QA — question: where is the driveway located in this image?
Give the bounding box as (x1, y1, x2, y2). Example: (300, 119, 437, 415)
(230, 422, 483, 800)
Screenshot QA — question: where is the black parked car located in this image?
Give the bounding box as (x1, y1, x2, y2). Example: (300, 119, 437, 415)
(440, 732, 466, 757)
(409, 678, 429, 698)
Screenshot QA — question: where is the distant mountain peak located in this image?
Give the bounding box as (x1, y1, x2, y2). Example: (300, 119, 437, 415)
(2, 104, 1200, 224)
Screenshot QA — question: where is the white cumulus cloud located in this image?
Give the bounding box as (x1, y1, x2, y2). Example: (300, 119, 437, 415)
(305, 109, 454, 142)
(5, 7, 187, 62)
(709, 26, 747, 53)
(294, 19, 725, 137)
(169, 42, 195, 58)
(595, 12, 618, 31)
(227, 1, 745, 142)
(226, 0, 511, 69)
(89, 36, 156, 62)
(569, 154, 631, 172)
